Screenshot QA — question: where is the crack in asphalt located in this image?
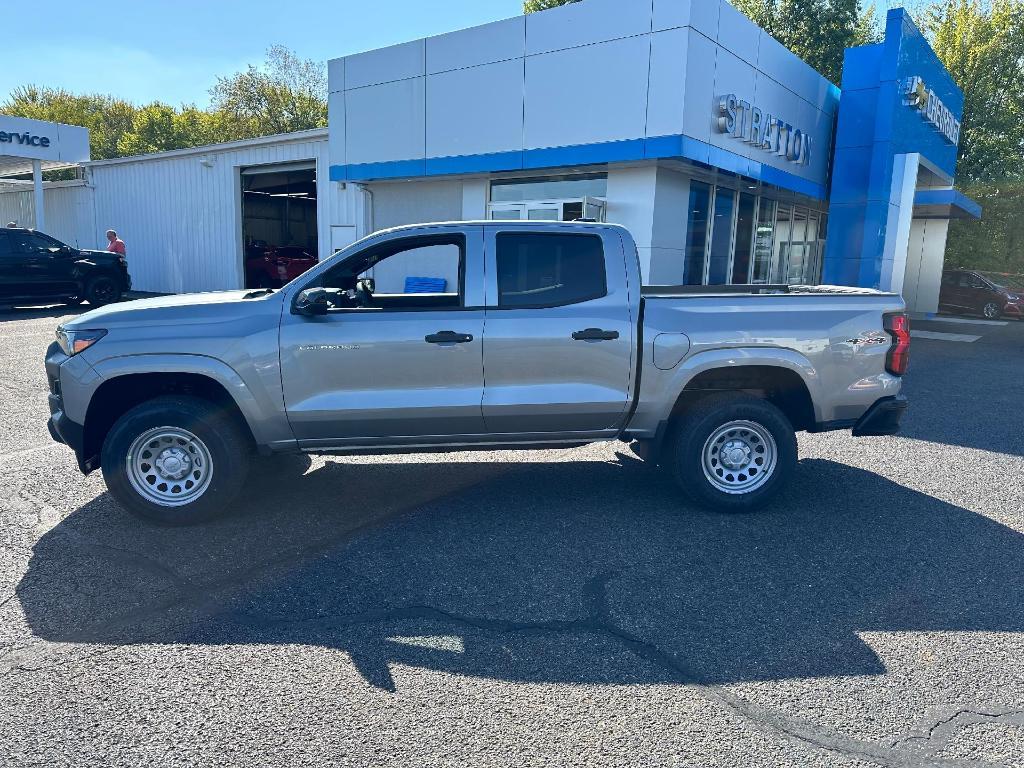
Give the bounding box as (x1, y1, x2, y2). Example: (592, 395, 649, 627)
(3, 478, 1017, 766)
(225, 572, 999, 768)
(893, 707, 1024, 753)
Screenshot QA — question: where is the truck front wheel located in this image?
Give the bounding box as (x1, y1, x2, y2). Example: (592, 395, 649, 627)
(100, 395, 251, 525)
(667, 394, 797, 512)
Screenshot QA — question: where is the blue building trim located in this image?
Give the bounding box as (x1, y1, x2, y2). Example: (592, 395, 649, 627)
(331, 134, 827, 200)
(913, 188, 982, 219)
(823, 8, 968, 289)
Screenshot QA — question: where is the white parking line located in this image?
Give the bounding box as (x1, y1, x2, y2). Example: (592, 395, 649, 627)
(931, 316, 1008, 327)
(911, 330, 982, 343)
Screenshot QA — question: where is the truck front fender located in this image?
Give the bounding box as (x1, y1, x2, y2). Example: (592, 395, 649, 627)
(86, 353, 292, 448)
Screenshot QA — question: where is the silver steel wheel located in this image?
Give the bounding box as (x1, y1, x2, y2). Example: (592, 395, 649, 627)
(125, 426, 214, 507)
(701, 420, 777, 495)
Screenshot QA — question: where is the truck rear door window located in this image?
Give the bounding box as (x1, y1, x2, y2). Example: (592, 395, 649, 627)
(495, 233, 606, 308)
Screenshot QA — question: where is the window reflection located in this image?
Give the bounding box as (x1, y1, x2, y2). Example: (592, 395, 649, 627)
(707, 188, 736, 285)
(752, 199, 776, 284)
(732, 193, 757, 284)
(684, 181, 711, 285)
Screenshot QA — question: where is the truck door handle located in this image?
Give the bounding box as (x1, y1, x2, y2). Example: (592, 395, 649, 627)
(572, 328, 620, 341)
(425, 331, 474, 344)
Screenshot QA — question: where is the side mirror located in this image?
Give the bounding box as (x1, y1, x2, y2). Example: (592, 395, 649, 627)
(357, 277, 375, 294)
(293, 287, 331, 316)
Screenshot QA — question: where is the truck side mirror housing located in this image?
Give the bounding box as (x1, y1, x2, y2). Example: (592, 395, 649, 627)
(293, 288, 331, 316)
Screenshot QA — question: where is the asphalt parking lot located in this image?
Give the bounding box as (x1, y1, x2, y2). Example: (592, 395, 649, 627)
(1, 306, 1023, 768)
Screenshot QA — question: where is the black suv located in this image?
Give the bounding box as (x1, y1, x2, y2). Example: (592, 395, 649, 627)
(0, 228, 131, 307)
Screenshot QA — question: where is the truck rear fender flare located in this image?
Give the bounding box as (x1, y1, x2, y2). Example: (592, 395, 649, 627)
(655, 347, 824, 427)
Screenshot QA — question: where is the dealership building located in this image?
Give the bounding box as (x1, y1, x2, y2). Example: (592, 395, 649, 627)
(0, 0, 979, 313)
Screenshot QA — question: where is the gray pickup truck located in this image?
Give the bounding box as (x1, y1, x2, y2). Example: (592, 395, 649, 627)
(45, 221, 909, 524)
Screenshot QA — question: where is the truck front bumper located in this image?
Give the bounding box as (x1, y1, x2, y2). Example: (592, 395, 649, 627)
(45, 341, 95, 474)
(852, 395, 909, 437)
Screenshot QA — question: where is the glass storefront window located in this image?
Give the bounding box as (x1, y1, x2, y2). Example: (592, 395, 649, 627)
(815, 214, 828, 283)
(786, 208, 809, 284)
(490, 174, 608, 202)
(773, 205, 793, 284)
(707, 188, 736, 285)
(683, 181, 711, 285)
(731, 193, 757, 284)
(752, 199, 776, 284)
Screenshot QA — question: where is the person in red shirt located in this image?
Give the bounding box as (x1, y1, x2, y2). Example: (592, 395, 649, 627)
(106, 229, 126, 256)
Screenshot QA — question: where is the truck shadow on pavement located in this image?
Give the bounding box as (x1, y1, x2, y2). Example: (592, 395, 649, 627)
(15, 453, 1024, 691)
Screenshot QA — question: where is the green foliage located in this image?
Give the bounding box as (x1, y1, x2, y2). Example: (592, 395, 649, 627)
(524, 1, 880, 82)
(731, 1, 881, 83)
(0, 46, 326, 172)
(919, 0, 1024, 273)
(524, 0, 580, 12)
(209, 45, 327, 137)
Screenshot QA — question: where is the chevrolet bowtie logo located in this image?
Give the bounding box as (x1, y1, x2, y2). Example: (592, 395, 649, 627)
(909, 78, 930, 109)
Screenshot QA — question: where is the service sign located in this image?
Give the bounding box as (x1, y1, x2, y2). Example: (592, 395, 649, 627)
(0, 130, 51, 148)
(0, 115, 90, 165)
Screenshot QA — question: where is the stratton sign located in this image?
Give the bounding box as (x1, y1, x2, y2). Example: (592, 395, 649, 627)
(714, 94, 812, 167)
(902, 76, 961, 146)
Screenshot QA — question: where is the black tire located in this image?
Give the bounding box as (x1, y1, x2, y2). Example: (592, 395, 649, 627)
(666, 393, 797, 513)
(85, 275, 121, 306)
(101, 395, 251, 525)
(982, 301, 1002, 320)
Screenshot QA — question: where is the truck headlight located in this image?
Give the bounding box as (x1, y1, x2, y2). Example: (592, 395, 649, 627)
(56, 327, 107, 356)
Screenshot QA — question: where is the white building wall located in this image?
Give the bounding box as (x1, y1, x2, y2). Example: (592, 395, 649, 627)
(606, 163, 691, 285)
(330, 0, 838, 193)
(362, 177, 465, 293)
(0, 181, 95, 248)
(903, 218, 949, 315)
(86, 131, 358, 294)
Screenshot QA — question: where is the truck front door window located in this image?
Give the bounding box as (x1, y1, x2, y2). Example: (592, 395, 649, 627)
(319, 236, 464, 311)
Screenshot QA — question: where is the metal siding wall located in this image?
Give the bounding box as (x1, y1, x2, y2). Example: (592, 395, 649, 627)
(0, 187, 32, 228)
(89, 137, 357, 294)
(0, 183, 95, 247)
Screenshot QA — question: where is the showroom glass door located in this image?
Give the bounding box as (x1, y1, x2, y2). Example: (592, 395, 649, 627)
(751, 199, 776, 284)
(706, 188, 737, 285)
(730, 193, 757, 284)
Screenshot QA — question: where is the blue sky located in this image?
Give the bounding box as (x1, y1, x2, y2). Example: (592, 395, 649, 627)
(2, 0, 525, 107)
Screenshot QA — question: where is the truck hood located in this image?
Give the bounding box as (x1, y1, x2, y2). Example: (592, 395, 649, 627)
(63, 290, 278, 329)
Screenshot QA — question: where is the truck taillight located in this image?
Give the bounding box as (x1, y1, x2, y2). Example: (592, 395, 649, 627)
(884, 313, 910, 376)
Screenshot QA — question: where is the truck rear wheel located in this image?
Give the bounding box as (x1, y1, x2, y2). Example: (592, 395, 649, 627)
(100, 395, 251, 525)
(667, 394, 796, 512)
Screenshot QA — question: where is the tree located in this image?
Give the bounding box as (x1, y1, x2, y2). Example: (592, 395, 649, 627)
(524, 0, 881, 83)
(209, 45, 327, 138)
(917, 0, 1024, 274)
(523, 0, 580, 12)
(731, 0, 881, 83)
(2, 86, 138, 161)
(1, 46, 328, 175)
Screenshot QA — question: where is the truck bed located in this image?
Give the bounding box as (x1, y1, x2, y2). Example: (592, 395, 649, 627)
(641, 284, 895, 298)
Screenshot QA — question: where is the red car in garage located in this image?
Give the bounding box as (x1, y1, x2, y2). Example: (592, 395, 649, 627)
(245, 245, 318, 289)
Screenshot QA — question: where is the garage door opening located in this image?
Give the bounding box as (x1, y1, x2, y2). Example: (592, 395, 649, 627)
(241, 162, 318, 289)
